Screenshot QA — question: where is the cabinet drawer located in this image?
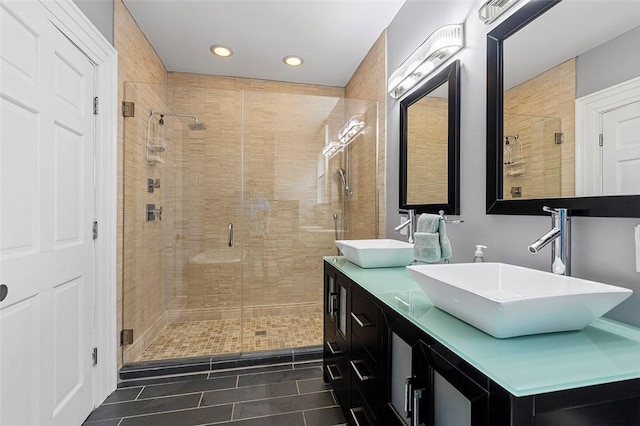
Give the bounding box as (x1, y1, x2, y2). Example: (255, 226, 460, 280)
(351, 288, 380, 360)
(350, 377, 376, 426)
(325, 355, 349, 408)
(350, 337, 380, 413)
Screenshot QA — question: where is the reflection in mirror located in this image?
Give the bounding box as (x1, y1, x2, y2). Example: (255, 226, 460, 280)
(400, 60, 460, 214)
(407, 83, 448, 205)
(486, 0, 640, 217)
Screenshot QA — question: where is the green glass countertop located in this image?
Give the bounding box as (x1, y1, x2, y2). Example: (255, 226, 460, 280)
(325, 256, 640, 397)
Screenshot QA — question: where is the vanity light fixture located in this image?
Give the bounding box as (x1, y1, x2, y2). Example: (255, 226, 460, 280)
(338, 114, 364, 146)
(283, 55, 304, 66)
(210, 44, 233, 57)
(388, 24, 464, 100)
(322, 140, 342, 158)
(478, 0, 521, 24)
(322, 114, 365, 158)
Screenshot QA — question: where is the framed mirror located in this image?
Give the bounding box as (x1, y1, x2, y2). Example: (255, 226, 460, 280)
(400, 60, 460, 214)
(486, 0, 640, 217)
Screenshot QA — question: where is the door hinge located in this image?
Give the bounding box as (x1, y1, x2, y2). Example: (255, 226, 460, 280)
(92, 347, 98, 366)
(92, 221, 98, 240)
(122, 101, 135, 117)
(121, 329, 134, 346)
(599, 134, 604, 147)
(93, 97, 99, 115)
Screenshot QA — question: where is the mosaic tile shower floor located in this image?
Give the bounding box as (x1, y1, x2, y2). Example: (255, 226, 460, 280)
(135, 313, 323, 362)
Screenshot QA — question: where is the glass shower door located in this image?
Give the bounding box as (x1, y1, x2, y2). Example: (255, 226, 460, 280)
(164, 84, 245, 358)
(121, 82, 244, 364)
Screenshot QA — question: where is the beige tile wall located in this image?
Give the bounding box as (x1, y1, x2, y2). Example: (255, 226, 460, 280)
(503, 59, 576, 199)
(345, 32, 387, 238)
(164, 73, 357, 326)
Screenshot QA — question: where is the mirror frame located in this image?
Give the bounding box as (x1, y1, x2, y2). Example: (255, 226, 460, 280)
(486, 0, 640, 217)
(400, 60, 460, 215)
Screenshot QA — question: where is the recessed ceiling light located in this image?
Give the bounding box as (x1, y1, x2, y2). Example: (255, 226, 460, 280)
(283, 55, 304, 67)
(210, 44, 233, 57)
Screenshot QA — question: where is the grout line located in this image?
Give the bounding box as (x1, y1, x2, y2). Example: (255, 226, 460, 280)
(216, 409, 309, 424)
(330, 390, 337, 405)
(296, 379, 301, 395)
(302, 409, 308, 426)
(303, 404, 342, 413)
(230, 402, 236, 421)
(197, 392, 204, 408)
(135, 386, 144, 400)
(121, 390, 207, 403)
(110, 401, 234, 422)
(235, 374, 239, 388)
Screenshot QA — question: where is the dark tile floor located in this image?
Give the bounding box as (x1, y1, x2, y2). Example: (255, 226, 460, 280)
(83, 361, 347, 426)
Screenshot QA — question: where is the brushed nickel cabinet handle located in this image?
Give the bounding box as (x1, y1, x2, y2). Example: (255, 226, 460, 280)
(326, 340, 343, 355)
(326, 364, 342, 381)
(350, 359, 374, 382)
(351, 312, 374, 328)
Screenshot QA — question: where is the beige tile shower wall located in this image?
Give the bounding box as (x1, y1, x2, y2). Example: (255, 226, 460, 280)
(167, 73, 344, 313)
(115, 0, 168, 366)
(503, 59, 576, 199)
(406, 97, 448, 204)
(345, 32, 387, 238)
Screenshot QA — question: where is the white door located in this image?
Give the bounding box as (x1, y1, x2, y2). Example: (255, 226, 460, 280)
(602, 100, 640, 195)
(0, 1, 96, 425)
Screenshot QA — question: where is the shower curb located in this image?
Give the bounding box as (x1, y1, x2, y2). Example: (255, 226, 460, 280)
(118, 345, 322, 382)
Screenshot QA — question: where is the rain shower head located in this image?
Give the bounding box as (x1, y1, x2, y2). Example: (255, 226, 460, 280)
(187, 120, 206, 131)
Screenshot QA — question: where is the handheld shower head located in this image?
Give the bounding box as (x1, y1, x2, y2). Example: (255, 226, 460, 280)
(337, 169, 352, 196)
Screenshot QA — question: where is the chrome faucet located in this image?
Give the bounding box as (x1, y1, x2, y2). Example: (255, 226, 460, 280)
(528, 206, 571, 275)
(394, 209, 415, 243)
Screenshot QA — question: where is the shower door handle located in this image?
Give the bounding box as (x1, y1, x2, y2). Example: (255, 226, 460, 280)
(228, 223, 234, 247)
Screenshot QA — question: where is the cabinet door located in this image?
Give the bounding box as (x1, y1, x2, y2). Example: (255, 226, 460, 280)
(385, 314, 430, 426)
(424, 344, 489, 426)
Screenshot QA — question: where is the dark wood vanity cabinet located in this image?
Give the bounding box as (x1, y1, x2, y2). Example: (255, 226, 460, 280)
(323, 265, 350, 411)
(324, 261, 640, 426)
(324, 263, 387, 425)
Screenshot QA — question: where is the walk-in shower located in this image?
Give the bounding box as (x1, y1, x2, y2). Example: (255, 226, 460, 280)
(121, 81, 378, 365)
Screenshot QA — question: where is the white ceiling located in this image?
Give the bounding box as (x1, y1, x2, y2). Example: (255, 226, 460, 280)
(122, 0, 406, 87)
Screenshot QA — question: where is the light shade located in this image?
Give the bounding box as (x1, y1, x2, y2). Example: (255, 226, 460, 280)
(478, 0, 521, 24)
(388, 24, 464, 100)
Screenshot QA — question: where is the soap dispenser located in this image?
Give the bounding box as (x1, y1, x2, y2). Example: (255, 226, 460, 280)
(473, 245, 487, 263)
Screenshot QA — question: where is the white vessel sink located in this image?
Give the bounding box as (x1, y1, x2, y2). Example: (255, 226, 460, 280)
(336, 239, 414, 268)
(407, 262, 632, 338)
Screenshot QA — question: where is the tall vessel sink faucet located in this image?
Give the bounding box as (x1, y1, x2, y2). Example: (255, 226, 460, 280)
(528, 207, 571, 275)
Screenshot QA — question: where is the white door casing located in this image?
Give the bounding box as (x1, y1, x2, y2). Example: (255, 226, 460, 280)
(602, 101, 640, 195)
(576, 76, 640, 196)
(0, 0, 117, 423)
